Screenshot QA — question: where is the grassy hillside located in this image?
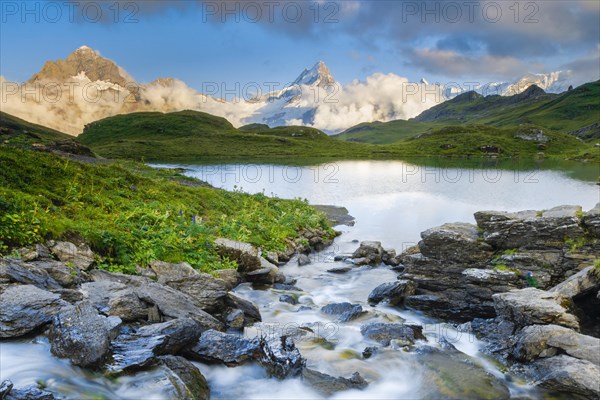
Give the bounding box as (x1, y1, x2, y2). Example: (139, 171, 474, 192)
(0, 111, 95, 157)
(77, 110, 404, 162)
(0, 146, 334, 273)
(337, 81, 600, 145)
(78, 109, 596, 162)
(388, 125, 591, 159)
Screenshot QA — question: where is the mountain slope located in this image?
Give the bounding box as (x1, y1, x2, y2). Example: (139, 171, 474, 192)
(75, 109, 596, 162)
(0, 111, 95, 157)
(338, 81, 600, 144)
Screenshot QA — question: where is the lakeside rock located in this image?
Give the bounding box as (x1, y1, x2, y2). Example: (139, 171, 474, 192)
(351, 241, 384, 266)
(390, 205, 599, 322)
(492, 288, 579, 330)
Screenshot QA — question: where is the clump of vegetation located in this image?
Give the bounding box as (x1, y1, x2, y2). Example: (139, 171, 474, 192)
(0, 147, 334, 273)
(525, 272, 540, 288)
(565, 236, 587, 253)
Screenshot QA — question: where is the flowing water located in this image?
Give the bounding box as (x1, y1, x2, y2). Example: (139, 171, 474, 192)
(2, 159, 599, 399)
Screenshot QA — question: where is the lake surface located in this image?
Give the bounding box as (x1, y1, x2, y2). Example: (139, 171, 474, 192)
(2, 159, 598, 399)
(177, 160, 599, 250)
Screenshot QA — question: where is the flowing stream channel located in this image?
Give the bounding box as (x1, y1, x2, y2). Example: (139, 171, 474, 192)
(2, 159, 599, 399)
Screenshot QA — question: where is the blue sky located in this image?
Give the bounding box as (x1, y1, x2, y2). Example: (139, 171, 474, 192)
(1, 1, 599, 91)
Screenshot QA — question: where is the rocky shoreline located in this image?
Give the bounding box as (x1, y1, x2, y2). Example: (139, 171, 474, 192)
(347, 204, 599, 398)
(1, 204, 599, 399)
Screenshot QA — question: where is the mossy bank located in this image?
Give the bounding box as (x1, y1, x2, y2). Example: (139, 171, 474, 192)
(0, 147, 335, 274)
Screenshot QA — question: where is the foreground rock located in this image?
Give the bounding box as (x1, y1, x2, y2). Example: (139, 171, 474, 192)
(301, 369, 368, 396)
(0, 258, 62, 290)
(368, 280, 415, 305)
(258, 334, 305, 378)
(186, 329, 261, 366)
(416, 344, 511, 399)
(529, 355, 600, 398)
(156, 356, 210, 400)
(49, 301, 121, 368)
(511, 324, 600, 365)
(360, 322, 426, 346)
(321, 302, 365, 322)
(549, 266, 599, 298)
(110, 318, 201, 372)
(0, 284, 67, 338)
(135, 282, 224, 329)
(492, 288, 579, 330)
(0, 381, 56, 400)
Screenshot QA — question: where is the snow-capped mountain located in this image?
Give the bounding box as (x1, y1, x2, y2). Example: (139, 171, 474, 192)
(0, 46, 582, 135)
(242, 61, 340, 128)
(445, 71, 573, 98)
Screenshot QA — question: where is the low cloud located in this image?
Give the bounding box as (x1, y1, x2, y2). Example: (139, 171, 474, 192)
(1, 71, 443, 135)
(408, 48, 534, 80)
(298, 73, 443, 132)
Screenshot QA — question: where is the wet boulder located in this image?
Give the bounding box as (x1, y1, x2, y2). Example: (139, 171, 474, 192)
(156, 356, 210, 400)
(223, 293, 262, 326)
(110, 318, 201, 372)
(297, 254, 311, 266)
(185, 329, 261, 366)
(301, 369, 368, 396)
(258, 334, 305, 378)
(368, 280, 416, 305)
(0, 284, 67, 338)
(49, 301, 121, 368)
(360, 322, 426, 346)
(321, 302, 365, 322)
(492, 288, 580, 331)
(351, 241, 384, 265)
(2, 382, 56, 400)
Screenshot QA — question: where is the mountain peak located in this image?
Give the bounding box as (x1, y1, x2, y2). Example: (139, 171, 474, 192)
(293, 60, 335, 88)
(28, 47, 132, 87)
